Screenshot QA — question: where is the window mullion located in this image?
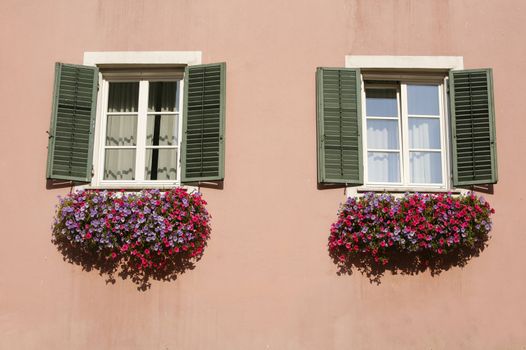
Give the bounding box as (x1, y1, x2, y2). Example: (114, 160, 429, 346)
(439, 82, 448, 188)
(176, 79, 184, 183)
(360, 76, 369, 184)
(400, 84, 410, 186)
(135, 80, 148, 181)
(96, 79, 110, 185)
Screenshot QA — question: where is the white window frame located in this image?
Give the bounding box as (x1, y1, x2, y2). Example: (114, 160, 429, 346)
(82, 51, 202, 189)
(345, 55, 464, 194)
(363, 78, 448, 189)
(98, 77, 183, 186)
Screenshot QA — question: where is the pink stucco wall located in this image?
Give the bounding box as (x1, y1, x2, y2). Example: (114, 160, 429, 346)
(1, 0, 525, 348)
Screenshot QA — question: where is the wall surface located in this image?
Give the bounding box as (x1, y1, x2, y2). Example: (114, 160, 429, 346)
(1, 0, 525, 349)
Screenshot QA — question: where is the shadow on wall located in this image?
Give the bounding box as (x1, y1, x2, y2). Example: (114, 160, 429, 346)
(46, 179, 77, 190)
(464, 184, 494, 195)
(52, 236, 198, 291)
(329, 239, 489, 285)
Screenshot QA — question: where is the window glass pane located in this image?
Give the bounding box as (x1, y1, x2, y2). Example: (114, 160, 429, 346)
(407, 85, 439, 115)
(367, 152, 400, 183)
(367, 119, 399, 149)
(410, 152, 442, 184)
(146, 115, 178, 146)
(104, 149, 136, 180)
(148, 82, 178, 112)
(106, 115, 137, 146)
(145, 148, 178, 180)
(409, 118, 441, 149)
(365, 89, 398, 117)
(107, 82, 139, 112)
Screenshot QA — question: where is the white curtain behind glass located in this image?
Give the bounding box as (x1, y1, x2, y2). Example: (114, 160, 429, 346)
(104, 82, 138, 180)
(410, 152, 442, 184)
(366, 88, 401, 183)
(146, 81, 179, 180)
(407, 84, 442, 184)
(145, 149, 177, 180)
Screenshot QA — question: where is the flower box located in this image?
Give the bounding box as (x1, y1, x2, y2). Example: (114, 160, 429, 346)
(53, 188, 211, 272)
(329, 192, 494, 266)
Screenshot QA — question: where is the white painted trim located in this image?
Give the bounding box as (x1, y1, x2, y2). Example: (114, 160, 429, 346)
(95, 79, 182, 186)
(400, 84, 411, 186)
(83, 51, 202, 66)
(345, 55, 464, 71)
(176, 79, 184, 183)
(78, 184, 193, 191)
(442, 76, 453, 190)
(134, 80, 148, 181)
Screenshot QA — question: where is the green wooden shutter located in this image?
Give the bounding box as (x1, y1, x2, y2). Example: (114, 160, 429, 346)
(46, 63, 98, 182)
(181, 62, 226, 183)
(316, 67, 363, 185)
(450, 68, 497, 186)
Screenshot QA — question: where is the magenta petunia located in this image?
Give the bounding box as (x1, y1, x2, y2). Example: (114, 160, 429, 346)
(328, 192, 494, 264)
(52, 188, 212, 272)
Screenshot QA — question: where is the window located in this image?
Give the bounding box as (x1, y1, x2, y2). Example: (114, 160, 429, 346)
(316, 56, 497, 190)
(99, 76, 182, 185)
(363, 78, 447, 189)
(46, 52, 226, 187)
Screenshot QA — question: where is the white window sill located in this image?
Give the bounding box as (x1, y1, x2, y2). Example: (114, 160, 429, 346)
(76, 182, 197, 192)
(355, 186, 463, 194)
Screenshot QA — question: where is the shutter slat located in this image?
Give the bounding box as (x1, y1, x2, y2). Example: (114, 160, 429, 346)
(317, 67, 363, 184)
(181, 62, 226, 183)
(450, 68, 497, 186)
(46, 63, 98, 182)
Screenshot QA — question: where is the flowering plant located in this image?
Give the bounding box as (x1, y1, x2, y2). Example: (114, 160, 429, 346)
(329, 192, 494, 266)
(53, 188, 211, 272)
